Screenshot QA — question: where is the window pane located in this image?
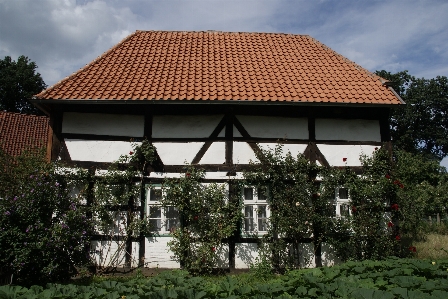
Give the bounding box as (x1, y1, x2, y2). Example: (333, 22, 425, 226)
(245, 218, 254, 231)
(245, 205, 254, 217)
(165, 206, 179, 231)
(166, 218, 179, 231)
(340, 204, 350, 217)
(257, 205, 268, 231)
(244, 188, 254, 200)
(339, 188, 349, 199)
(150, 189, 162, 201)
(258, 187, 267, 201)
(244, 205, 254, 231)
(149, 206, 161, 218)
(166, 206, 179, 218)
(257, 205, 267, 218)
(258, 218, 268, 231)
(149, 219, 161, 231)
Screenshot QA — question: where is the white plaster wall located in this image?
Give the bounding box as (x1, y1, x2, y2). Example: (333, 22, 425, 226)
(235, 243, 259, 269)
(236, 115, 308, 139)
(317, 144, 378, 166)
(91, 241, 139, 267)
(90, 240, 126, 267)
(321, 242, 342, 267)
(65, 140, 136, 162)
(315, 119, 381, 142)
(217, 126, 243, 138)
(88, 239, 334, 269)
(94, 211, 127, 236)
(63, 112, 144, 137)
(200, 142, 225, 164)
(233, 142, 259, 164)
(145, 237, 180, 268)
(131, 242, 140, 268)
(298, 243, 315, 268)
(153, 142, 204, 165)
(215, 245, 230, 268)
(259, 143, 308, 158)
(152, 115, 223, 138)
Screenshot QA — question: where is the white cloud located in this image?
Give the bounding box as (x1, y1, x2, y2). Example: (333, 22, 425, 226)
(299, 1, 448, 76)
(0, 0, 137, 85)
(0, 0, 447, 87)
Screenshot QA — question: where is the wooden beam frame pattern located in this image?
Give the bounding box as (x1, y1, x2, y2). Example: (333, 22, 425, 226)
(59, 140, 72, 162)
(50, 111, 63, 161)
(225, 113, 233, 165)
(191, 115, 227, 164)
(232, 116, 264, 161)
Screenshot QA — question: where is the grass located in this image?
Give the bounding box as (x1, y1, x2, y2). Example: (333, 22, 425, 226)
(414, 233, 448, 260)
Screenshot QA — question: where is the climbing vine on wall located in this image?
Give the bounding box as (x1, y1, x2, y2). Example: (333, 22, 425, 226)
(64, 139, 158, 270)
(321, 149, 400, 262)
(244, 145, 414, 271)
(161, 167, 243, 274)
(91, 139, 156, 238)
(243, 145, 326, 271)
(63, 140, 422, 273)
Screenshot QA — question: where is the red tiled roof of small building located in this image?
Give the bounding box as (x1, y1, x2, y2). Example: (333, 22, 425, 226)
(36, 31, 402, 105)
(0, 111, 49, 157)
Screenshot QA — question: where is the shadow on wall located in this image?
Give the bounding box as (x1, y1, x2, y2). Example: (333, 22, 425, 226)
(215, 245, 230, 268)
(321, 242, 342, 267)
(297, 243, 315, 268)
(235, 243, 259, 269)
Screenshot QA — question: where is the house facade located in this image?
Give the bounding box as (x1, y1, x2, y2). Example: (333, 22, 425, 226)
(32, 31, 403, 269)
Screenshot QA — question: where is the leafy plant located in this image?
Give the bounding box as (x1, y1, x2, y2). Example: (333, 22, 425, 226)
(2, 258, 448, 298)
(0, 148, 91, 285)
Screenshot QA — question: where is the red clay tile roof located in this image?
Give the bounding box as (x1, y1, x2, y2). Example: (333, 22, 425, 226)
(0, 111, 49, 156)
(36, 31, 402, 105)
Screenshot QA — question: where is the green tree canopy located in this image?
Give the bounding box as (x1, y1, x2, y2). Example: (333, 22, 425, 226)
(376, 70, 448, 160)
(0, 55, 46, 114)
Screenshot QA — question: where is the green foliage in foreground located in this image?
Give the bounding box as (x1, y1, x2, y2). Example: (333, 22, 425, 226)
(2, 258, 448, 299)
(0, 149, 91, 286)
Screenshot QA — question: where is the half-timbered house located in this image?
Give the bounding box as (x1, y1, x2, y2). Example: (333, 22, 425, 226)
(32, 31, 404, 269)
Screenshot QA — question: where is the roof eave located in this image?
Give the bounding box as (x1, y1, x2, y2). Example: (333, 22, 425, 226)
(31, 98, 404, 108)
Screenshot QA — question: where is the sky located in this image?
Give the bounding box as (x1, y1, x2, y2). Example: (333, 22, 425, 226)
(1, 0, 448, 164)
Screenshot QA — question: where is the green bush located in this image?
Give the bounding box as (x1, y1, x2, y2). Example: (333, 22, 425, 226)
(2, 258, 448, 298)
(0, 149, 92, 286)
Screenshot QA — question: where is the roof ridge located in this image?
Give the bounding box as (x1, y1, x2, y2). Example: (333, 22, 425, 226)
(35, 30, 140, 99)
(138, 30, 309, 36)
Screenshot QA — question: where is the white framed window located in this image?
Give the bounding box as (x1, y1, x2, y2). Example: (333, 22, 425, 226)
(333, 187, 351, 217)
(243, 187, 270, 234)
(147, 186, 179, 234)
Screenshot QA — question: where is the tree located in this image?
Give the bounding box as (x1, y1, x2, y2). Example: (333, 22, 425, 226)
(0, 55, 46, 114)
(376, 70, 448, 160)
